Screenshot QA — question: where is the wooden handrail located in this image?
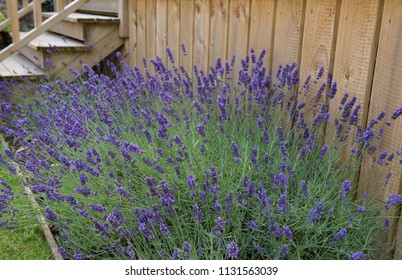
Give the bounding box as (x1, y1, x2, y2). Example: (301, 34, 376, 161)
(0, 0, 47, 33)
(0, 0, 90, 62)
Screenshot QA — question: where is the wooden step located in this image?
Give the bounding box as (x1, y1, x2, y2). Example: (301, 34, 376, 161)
(0, 52, 44, 80)
(23, 31, 90, 51)
(42, 12, 119, 41)
(19, 31, 90, 66)
(42, 12, 120, 24)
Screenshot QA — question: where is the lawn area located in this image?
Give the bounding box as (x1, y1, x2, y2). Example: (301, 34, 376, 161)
(0, 143, 53, 260)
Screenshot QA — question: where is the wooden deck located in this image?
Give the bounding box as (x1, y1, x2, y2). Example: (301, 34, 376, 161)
(0, 52, 43, 79)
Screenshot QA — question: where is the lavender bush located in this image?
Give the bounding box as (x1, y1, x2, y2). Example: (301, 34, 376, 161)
(1, 48, 401, 260)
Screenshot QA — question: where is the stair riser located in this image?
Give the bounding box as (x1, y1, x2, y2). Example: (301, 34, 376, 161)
(20, 25, 117, 67)
(47, 20, 86, 41)
(54, 27, 124, 81)
(42, 14, 119, 42)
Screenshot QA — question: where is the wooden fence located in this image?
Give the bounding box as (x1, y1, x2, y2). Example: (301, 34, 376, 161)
(123, 0, 402, 258)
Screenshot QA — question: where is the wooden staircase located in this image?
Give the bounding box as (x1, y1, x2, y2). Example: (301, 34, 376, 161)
(0, 0, 125, 82)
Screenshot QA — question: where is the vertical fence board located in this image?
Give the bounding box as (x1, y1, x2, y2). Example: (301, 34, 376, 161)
(146, 0, 157, 60)
(227, 0, 251, 74)
(180, 0, 195, 73)
(272, 0, 304, 74)
(167, 0, 181, 67)
(128, 0, 137, 67)
(156, 0, 168, 65)
(395, 208, 402, 259)
(248, 0, 275, 70)
(328, 0, 381, 158)
(298, 0, 338, 125)
(209, 0, 230, 68)
(136, 0, 146, 71)
(357, 0, 402, 259)
(193, 0, 210, 71)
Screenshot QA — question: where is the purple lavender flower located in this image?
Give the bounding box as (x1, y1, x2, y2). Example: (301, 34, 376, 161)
(308, 201, 324, 224)
(391, 107, 402, 120)
(213, 217, 226, 238)
(89, 204, 107, 213)
(314, 66, 324, 83)
(276, 126, 285, 143)
(356, 206, 366, 213)
(107, 208, 125, 228)
(339, 180, 352, 199)
(263, 129, 270, 144)
(45, 206, 58, 222)
(160, 181, 175, 208)
(248, 220, 258, 230)
(75, 187, 91, 197)
(172, 250, 180, 260)
(328, 82, 337, 99)
(79, 173, 88, 185)
(187, 175, 196, 189)
(145, 177, 158, 196)
(160, 223, 171, 236)
(193, 205, 202, 224)
(349, 103, 361, 125)
(73, 251, 84, 260)
(250, 147, 258, 168)
(283, 226, 293, 240)
(210, 166, 218, 184)
(333, 228, 347, 240)
(182, 241, 190, 259)
(384, 172, 392, 188)
(226, 241, 240, 259)
(377, 151, 388, 165)
(280, 144, 288, 160)
(279, 245, 288, 258)
(257, 118, 264, 130)
(349, 252, 365, 260)
(231, 141, 240, 163)
(264, 152, 269, 164)
(319, 144, 329, 159)
(196, 124, 206, 137)
(385, 194, 402, 210)
(277, 192, 288, 214)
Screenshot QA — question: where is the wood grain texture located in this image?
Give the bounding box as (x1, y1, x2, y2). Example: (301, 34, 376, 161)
(146, 0, 157, 60)
(156, 0, 168, 65)
(179, 0, 194, 73)
(6, 0, 20, 42)
(136, 0, 146, 71)
(356, 0, 402, 259)
(248, 0, 275, 70)
(128, 0, 137, 67)
(395, 209, 402, 259)
(272, 0, 304, 74)
(209, 0, 230, 68)
(167, 0, 181, 67)
(193, 0, 210, 72)
(328, 0, 381, 155)
(227, 0, 251, 74)
(298, 0, 338, 126)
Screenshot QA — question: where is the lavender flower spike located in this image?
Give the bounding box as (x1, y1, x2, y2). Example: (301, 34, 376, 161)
(231, 141, 240, 163)
(226, 241, 240, 259)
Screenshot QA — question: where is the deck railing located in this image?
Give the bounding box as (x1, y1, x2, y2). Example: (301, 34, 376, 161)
(0, 0, 90, 62)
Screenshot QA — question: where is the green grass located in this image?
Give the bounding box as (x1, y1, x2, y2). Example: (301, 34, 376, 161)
(0, 144, 53, 260)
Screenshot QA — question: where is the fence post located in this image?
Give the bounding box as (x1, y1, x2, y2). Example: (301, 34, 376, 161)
(33, 0, 43, 28)
(56, 0, 70, 12)
(23, 0, 29, 8)
(118, 0, 129, 37)
(6, 0, 20, 42)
